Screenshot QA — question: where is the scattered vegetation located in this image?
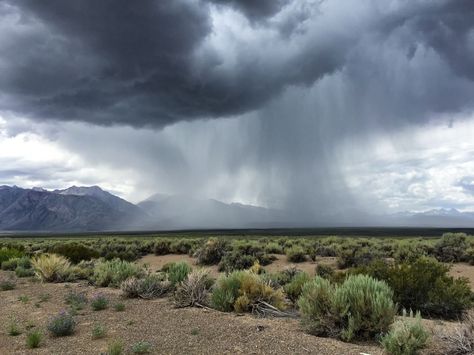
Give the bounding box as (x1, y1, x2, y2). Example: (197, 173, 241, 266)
(0, 276, 16, 291)
(286, 245, 307, 263)
(166, 261, 192, 286)
(7, 318, 22, 336)
(114, 302, 126, 311)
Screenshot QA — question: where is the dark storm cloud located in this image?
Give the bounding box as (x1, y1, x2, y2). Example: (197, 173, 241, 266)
(208, 0, 289, 21)
(1, 0, 471, 128)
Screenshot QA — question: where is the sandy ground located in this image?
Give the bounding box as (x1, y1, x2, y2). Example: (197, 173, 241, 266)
(0, 272, 387, 355)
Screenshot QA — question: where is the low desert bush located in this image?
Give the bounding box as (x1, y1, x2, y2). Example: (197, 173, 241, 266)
(211, 270, 286, 313)
(91, 293, 109, 311)
(121, 275, 171, 299)
(434, 233, 468, 263)
(47, 311, 76, 336)
(15, 266, 35, 278)
(284, 271, 311, 303)
(218, 252, 256, 273)
(26, 330, 42, 348)
(108, 340, 124, 355)
(436, 310, 474, 355)
(92, 259, 144, 287)
(65, 290, 88, 310)
(0, 247, 23, 264)
(353, 257, 473, 319)
(298, 274, 396, 341)
(31, 254, 71, 282)
(0, 277, 16, 291)
(166, 261, 192, 286)
(286, 245, 307, 263)
(92, 323, 107, 339)
(173, 269, 214, 307)
(265, 242, 283, 254)
(51, 243, 100, 264)
(153, 240, 171, 255)
(337, 244, 380, 269)
(7, 318, 21, 336)
(381, 311, 429, 355)
(131, 341, 152, 354)
(1, 256, 30, 270)
(114, 302, 126, 311)
(195, 238, 228, 265)
(315, 264, 335, 280)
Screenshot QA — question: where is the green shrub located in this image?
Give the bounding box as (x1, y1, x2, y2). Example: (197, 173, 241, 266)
(15, 266, 35, 278)
(265, 242, 283, 254)
(286, 245, 307, 263)
(51, 243, 100, 264)
(7, 318, 21, 336)
(153, 240, 171, 255)
(91, 293, 109, 311)
(0, 277, 16, 291)
(315, 264, 335, 279)
(381, 311, 429, 355)
(298, 275, 396, 341)
(121, 275, 171, 299)
(47, 311, 76, 336)
(354, 257, 473, 319)
(284, 272, 311, 303)
(434, 233, 468, 262)
(92, 259, 144, 287)
(31, 254, 71, 282)
(26, 330, 42, 348)
(166, 261, 192, 286)
(195, 238, 228, 265)
(394, 242, 426, 263)
(65, 290, 88, 310)
(92, 323, 107, 339)
(114, 302, 125, 311)
(131, 341, 152, 354)
(108, 340, 124, 355)
(218, 252, 256, 273)
(0, 247, 23, 264)
(337, 244, 380, 268)
(211, 270, 286, 313)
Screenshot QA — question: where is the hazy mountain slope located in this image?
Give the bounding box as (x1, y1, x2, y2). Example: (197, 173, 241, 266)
(0, 186, 146, 231)
(138, 194, 286, 229)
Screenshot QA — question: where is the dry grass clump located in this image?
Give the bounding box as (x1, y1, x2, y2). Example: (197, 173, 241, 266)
(121, 275, 171, 299)
(436, 310, 474, 355)
(211, 270, 287, 315)
(31, 254, 71, 282)
(173, 269, 214, 308)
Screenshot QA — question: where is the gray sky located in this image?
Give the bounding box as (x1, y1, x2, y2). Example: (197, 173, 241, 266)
(1, 0, 474, 219)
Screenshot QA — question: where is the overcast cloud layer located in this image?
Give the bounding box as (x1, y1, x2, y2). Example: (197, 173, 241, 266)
(1, 0, 474, 222)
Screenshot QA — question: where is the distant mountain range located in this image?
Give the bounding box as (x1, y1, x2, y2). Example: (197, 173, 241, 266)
(0, 185, 143, 231)
(0, 185, 473, 232)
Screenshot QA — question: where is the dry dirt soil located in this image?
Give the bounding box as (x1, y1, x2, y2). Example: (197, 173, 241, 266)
(2, 254, 467, 355)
